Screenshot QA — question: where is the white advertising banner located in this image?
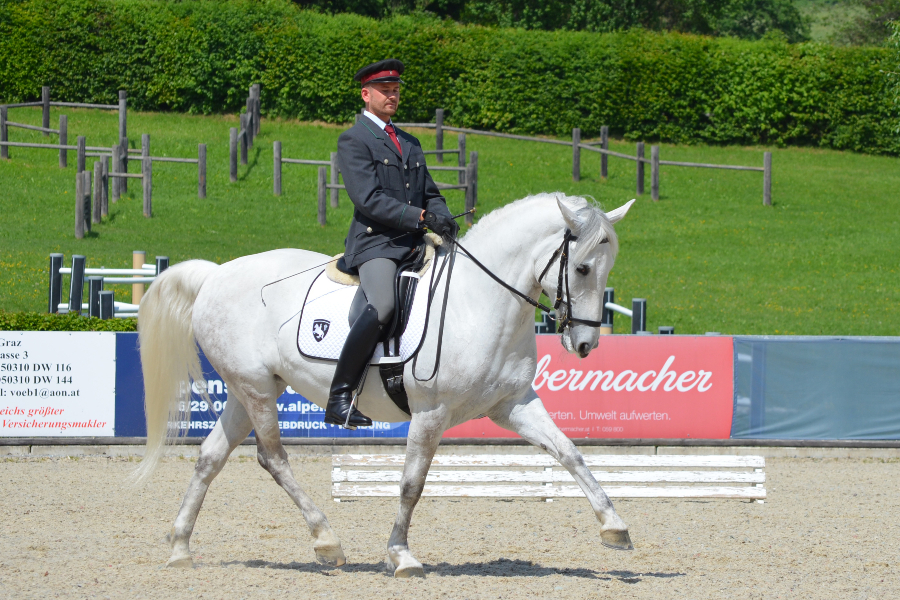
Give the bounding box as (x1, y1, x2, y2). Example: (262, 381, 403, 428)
(0, 332, 116, 436)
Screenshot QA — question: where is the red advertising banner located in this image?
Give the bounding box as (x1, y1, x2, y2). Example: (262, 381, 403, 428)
(444, 335, 735, 439)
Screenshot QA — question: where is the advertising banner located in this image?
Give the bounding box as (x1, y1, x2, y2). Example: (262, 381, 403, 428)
(0, 332, 116, 436)
(114, 333, 410, 438)
(444, 335, 735, 439)
(732, 336, 900, 440)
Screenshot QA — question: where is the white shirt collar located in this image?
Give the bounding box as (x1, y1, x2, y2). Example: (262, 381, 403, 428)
(363, 110, 393, 131)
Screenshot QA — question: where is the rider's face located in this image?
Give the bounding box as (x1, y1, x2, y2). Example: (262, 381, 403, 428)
(361, 82, 400, 120)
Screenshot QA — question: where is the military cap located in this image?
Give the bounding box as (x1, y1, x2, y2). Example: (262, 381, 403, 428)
(354, 59, 405, 85)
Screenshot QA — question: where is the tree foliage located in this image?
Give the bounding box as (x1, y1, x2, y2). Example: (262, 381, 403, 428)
(295, 0, 810, 41)
(0, 0, 894, 153)
(833, 0, 900, 46)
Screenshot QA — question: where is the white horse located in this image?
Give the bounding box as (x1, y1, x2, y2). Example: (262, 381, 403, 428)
(135, 193, 635, 577)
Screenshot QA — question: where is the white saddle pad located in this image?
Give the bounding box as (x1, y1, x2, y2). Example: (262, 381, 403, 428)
(297, 254, 443, 364)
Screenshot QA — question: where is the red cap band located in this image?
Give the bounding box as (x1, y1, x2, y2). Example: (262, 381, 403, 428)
(361, 70, 399, 84)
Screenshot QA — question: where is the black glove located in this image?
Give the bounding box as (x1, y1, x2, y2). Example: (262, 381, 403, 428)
(422, 211, 460, 239)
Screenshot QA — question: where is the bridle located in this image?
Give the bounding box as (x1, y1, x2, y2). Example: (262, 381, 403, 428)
(450, 228, 605, 333)
(413, 226, 604, 382)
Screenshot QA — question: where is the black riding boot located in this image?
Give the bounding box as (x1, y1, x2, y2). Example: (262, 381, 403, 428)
(324, 304, 384, 428)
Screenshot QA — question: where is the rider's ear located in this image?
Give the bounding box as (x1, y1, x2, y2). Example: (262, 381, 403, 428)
(556, 195, 584, 233)
(606, 199, 636, 225)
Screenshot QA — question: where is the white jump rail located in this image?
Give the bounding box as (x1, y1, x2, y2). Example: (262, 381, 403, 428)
(332, 454, 766, 503)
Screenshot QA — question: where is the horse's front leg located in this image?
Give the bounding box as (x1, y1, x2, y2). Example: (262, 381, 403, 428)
(386, 410, 446, 578)
(488, 390, 633, 550)
(167, 391, 254, 567)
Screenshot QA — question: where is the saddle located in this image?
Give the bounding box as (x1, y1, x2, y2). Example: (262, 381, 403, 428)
(298, 234, 444, 416)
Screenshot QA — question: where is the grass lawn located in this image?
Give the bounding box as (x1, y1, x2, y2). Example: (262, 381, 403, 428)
(1, 106, 898, 335)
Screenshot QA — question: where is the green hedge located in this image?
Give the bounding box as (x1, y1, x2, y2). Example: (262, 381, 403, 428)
(0, 0, 896, 153)
(0, 311, 137, 332)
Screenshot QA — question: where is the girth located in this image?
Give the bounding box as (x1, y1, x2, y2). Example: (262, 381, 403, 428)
(377, 244, 427, 416)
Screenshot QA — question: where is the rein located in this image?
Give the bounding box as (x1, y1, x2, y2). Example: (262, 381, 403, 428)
(413, 227, 602, 382)
(451, 228, 604, 332)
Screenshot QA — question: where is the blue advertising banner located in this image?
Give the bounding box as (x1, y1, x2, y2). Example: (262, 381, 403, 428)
(731, 336, 900, 440)
(113, 333, 410, 438)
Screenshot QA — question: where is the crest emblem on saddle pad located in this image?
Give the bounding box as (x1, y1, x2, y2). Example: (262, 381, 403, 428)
(312, 319, 330, 342)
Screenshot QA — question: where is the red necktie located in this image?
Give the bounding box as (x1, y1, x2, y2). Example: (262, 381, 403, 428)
(384, 124, 402, 156)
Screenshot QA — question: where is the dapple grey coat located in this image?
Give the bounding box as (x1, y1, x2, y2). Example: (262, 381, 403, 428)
(337, 118, 453, 269)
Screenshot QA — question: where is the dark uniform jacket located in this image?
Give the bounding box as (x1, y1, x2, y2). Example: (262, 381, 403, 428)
(337, 116, 453, 269)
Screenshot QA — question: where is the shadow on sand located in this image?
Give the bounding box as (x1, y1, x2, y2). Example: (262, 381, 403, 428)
(222, 557, 685, 583)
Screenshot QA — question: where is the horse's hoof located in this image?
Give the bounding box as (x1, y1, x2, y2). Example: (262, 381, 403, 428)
(386, 549, 425, 578)
(314, 545, 347, 567)
(166, 555, 194, 568)
(600, 528, 634, 551)
(394, 563, 425, 578)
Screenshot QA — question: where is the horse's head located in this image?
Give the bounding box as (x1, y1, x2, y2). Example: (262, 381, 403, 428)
(536, 195, 635, 358)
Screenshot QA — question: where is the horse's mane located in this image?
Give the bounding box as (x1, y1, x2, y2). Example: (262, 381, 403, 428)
(464, 193, 619, 263)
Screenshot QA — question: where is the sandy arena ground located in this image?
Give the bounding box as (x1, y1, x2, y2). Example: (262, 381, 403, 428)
(0, 453, 897, 599)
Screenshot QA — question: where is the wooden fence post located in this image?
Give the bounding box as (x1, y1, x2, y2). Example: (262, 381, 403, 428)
(132, 251, 145, 305)
(273, 141, 282, 196)
(465, 151, 478, 226)
(75, 170, 85, 239)
(239, 113, 248, 165)
(763, 152, 772, 206)
(0, 106, 7, 160)
(435, 108, 444, 163)
(198, 143, 206, 199)
(83, 171, 92, 233)
(120, 136, 128, 193)
(141, 133, 150, 199)
(572, 128, 581, 182)
(118, 91, 127, 142)
(109, 144, 122, 203)
(457, 133, 466, 185)
(42, 86, 50, 135)
(317, 166, 327, 226)
(58, 115, 67, 168)
(251, 84, 261, 135)
(651, 145, 660, 202)
(92, 161, 102, 224)
(100, 156, 109, 216)
(229, 127, 238, 182)
(111, 144, 120, 202)
(245, 98, 254, 147)
(330, 151, 339, 208)
(76, 136, 86, 174)
(143, 157, 152, 217)
(600, 126, 608, 179)
(636, 142, 645, 196)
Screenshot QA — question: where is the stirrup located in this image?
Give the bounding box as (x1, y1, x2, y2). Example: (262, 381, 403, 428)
(341, 364, 371, 430)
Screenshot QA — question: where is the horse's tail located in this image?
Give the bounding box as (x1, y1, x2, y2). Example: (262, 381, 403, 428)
(131, 259, 219, 485)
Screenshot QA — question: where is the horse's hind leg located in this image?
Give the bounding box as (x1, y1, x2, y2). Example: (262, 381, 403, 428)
(385, 411, 446, 578)
(246, 393, 346, 567)
(488, 390, 633, 551)
(167, 392, 253, 567)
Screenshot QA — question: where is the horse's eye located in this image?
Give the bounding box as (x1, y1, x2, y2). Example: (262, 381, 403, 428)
(576, 265, 590, 276)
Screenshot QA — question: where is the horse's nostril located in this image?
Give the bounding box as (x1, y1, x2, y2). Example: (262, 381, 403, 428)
(578, 342, 591, 357)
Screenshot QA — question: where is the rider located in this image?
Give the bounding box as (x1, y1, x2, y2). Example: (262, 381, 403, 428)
(324, 58, 459, 428)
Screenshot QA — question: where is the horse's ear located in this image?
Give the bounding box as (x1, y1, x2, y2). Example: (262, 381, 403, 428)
(556, 195, 585, 231)
(606, 199, 636, 224)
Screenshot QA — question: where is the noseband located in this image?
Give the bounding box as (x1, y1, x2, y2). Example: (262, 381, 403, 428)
(451, 228, 603, 333)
